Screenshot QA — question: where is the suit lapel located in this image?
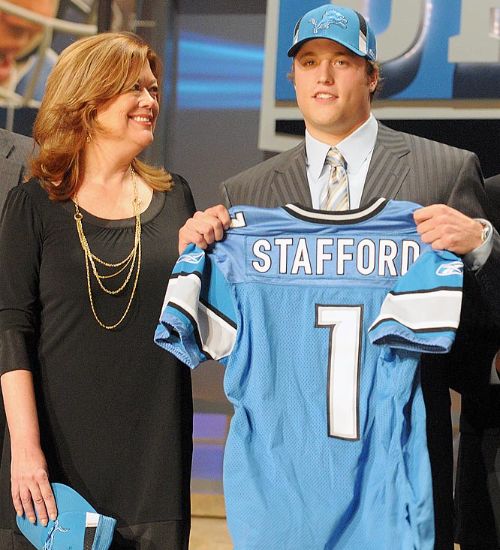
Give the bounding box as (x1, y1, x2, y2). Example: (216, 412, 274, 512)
(360, 123, 410, 206)
(270, 142, 312, 207)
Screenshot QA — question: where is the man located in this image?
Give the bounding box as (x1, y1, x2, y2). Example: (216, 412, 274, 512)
(453, 174, 500, 550)
(0, 0, 58, 102)
(179, 4, 499, 549)
(0, 127, 33, 203)
(0, 127, 34, 464)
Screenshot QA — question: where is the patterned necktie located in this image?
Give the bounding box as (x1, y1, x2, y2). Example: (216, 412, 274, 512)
(320, 148, 350, 211)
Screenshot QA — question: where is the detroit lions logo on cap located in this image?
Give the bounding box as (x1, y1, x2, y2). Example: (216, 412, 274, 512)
(309, 9, 348, 34)
(436, 261, 463, 276)
(43, 520, 70, 550)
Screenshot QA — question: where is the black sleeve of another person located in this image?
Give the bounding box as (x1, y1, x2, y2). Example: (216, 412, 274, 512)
(453, 174, 500, 550)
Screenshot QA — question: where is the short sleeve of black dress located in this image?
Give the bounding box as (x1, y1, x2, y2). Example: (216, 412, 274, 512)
(0, 175, 195, 547)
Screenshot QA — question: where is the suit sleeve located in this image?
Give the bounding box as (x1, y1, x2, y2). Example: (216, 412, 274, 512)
(154, 244, 237, 368)
(369, 249, 463, 353)
(444, 152, 500, 326)
(475, 235, 500, 327)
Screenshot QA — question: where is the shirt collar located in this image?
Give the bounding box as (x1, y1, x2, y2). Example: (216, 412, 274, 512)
(305, 114, 378, 178)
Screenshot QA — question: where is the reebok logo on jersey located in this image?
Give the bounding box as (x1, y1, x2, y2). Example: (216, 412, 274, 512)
(436, 261, 463, 276)
(178, 251, 205, 264)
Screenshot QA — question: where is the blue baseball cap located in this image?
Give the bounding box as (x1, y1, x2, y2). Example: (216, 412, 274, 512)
(288, 3, 377, 61)
(16, 483, 116, 550)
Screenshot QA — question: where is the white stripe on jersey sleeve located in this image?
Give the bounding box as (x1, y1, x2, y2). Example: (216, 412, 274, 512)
(163, 274, 236, 361)
(370, 289, 462, 331)
(198, 302, 237, 360)
(161, 273, 201, 319)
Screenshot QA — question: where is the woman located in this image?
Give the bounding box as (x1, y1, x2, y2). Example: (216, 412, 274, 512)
(0, 32, 194, 549)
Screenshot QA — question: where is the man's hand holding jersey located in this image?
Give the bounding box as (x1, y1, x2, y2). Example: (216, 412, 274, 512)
(178, 204, 230, 253)
(414, 204, 487, 255)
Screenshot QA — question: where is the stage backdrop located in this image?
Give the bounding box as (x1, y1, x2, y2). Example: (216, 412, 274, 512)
(259, 0, 500, 151)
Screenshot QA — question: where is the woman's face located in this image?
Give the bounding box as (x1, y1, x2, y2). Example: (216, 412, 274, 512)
(93, 61, 159, 154)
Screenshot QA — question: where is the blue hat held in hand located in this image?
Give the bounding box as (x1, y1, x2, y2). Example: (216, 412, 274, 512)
(288, 3, 377, 61)
(16, 483, 116, 550)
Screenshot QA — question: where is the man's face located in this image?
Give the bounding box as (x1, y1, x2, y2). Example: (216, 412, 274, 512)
(0, 0, 57, 84)
(293, 39, 377, 144)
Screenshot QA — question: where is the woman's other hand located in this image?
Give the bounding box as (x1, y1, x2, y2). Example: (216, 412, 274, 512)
(11, 443, 57, 526)
(2, 370, 57, 526)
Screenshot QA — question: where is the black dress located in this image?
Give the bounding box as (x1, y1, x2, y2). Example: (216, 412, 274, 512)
(0, 175, 195, 549)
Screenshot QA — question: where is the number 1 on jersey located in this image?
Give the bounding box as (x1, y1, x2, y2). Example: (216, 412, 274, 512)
(315, 305, 363, 440)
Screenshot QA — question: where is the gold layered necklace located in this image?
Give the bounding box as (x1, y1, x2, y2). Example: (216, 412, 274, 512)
(73, 167, 142, 330)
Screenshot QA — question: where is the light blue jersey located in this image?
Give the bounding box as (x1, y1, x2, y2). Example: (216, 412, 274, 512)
(155, 199, 463, 550)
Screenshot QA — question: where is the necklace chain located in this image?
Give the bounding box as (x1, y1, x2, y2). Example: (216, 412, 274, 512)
(73, 167, 142, 330)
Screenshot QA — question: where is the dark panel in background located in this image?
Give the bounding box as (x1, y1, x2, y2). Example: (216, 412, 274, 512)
(177, 0, 266, 14)
(385, 120, 500, 178)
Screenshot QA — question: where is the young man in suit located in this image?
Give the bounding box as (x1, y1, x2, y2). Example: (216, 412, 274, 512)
(179, 4, 499, 549)
(453, 174, 500, 550)
(0, 127, 34, 465)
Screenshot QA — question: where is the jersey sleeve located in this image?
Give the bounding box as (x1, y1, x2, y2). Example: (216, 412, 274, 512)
(154, 244, 237, 368)
(368, 249, 463, 353)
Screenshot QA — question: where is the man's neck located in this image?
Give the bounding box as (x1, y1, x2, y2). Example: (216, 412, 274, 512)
(306, 115, 372, 146)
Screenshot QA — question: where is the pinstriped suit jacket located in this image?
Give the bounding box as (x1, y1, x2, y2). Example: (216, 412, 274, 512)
(221, 122, 499, 323)
(220, 121, 500, 548)
(221, 123, 482, 212)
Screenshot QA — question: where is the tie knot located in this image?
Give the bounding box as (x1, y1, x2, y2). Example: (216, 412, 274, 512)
(326, 148, 346, 169)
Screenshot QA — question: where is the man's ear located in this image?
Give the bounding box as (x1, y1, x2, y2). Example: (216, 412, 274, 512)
(367, 66, 379, 93)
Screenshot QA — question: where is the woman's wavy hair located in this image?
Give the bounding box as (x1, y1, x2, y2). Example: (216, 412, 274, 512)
(31, 31, 173, 200)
